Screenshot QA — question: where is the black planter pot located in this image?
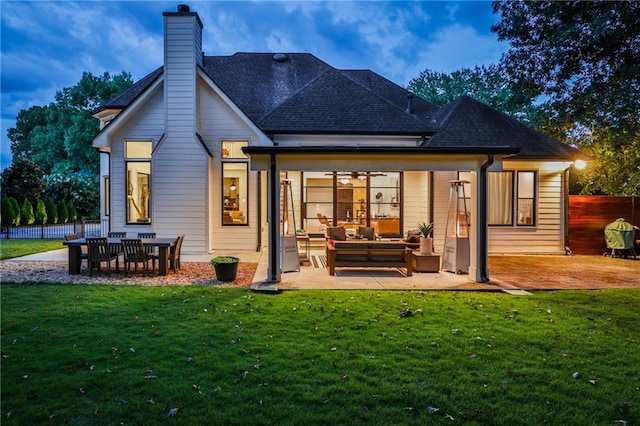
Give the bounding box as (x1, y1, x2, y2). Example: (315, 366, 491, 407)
(212, 259, 239, 281)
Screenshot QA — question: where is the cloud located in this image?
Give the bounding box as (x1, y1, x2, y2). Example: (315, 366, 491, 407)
(413, 23, 506, 77)
(1, 1, 507, 170)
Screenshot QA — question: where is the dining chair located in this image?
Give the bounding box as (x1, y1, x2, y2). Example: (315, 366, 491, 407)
(137, 232, 157, 256)
(107, 232, 127, 258)
(121, 239, 156, 276)
(317, 213, 331, 231)
(86, 237, 119, 276)
(168, 234, 185, 273)
(64, 233, 89, 269)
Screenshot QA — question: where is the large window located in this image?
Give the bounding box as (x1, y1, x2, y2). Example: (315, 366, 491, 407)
(221, 140, 249, 225)
(125, 140, 152, 224)
(488, 171, 536, 226)
(302, 171, 402, 236)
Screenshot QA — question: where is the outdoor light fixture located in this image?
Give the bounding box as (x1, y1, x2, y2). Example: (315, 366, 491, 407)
(230, 179, 237, 191)
(574, 159, 587, 170)
(339, 178, 351, 185)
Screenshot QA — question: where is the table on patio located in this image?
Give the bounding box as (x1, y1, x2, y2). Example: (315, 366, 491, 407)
(62, 237, 177, 276)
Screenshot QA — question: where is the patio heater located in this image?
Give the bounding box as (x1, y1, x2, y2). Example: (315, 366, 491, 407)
(441, 180, 470, 274)
(280, 179, 300, 272)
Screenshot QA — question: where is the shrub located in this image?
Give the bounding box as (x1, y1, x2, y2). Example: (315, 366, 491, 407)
(35, 199, 48, 224)
(1, 197, 16, 226)
(67, 201, 77, 222)
(57, 200, 68, 223)
(45, 199, 57, 224)
(9, 197, 20, 226)
(20, 199, 35, 225)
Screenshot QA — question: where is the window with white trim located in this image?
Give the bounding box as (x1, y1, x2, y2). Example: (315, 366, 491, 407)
(221, 140, 249, 226)
(125, 140, 151, 224)
(488, 171, 536, 226)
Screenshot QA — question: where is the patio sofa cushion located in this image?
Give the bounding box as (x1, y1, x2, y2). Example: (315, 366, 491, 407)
(327, 241, 412, 276)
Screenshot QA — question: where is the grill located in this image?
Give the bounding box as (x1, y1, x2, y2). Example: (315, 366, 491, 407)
(604, 218, 638, 259)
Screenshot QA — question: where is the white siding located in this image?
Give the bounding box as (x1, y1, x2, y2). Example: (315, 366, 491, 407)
(487, 161, 565, 254)
(108, 90, 164, 236)
(402, 171, 429, 237)
(198, 83, 260, 251)
(433, 171, 458, 252)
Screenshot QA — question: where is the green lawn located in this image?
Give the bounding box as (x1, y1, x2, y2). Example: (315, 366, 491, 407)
(1, 285, 638, 424)
(0, 239, 64, 260)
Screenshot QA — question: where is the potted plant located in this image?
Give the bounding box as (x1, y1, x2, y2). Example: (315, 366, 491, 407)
(418, 222, 434, 255)
(211, 256, 240, 281)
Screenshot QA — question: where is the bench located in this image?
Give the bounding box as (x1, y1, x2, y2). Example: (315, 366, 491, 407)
(326, 240, 413, 276)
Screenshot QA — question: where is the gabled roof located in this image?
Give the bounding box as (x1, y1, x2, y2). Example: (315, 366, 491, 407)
(427, 95, 580, 159)
(96, 54, 580, 160)
(202, 53, 436, 135)
(99, 67, 163, 111)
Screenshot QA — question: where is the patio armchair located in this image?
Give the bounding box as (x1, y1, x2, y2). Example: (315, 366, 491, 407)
(86, 237, 120, 276)
(121, 239, 157, 276)
(168, 234, 185, 272)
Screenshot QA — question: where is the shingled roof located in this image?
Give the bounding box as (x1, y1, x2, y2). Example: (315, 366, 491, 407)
(427, 95, 580, 159)
(97, 53, 579, 159)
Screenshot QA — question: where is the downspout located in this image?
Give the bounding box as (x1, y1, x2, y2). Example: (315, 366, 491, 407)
(256, 171, 262, 252)
(478, 153, 494, 282)
(268, 153, 279, 283)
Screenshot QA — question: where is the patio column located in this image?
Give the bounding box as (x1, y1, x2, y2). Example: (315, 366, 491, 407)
(266, 153, 282, 283)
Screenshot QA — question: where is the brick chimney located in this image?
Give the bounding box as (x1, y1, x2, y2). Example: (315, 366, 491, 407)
(162, 4, 203, 136)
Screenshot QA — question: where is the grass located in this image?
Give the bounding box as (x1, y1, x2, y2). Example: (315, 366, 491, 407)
(0, 239, 64, 260)
(1, 284, 639, 424)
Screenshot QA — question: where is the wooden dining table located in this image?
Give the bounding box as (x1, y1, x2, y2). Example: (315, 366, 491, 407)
(62, 237, 177, 276)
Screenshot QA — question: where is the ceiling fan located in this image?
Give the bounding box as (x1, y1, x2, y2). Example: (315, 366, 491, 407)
(324, 171, 387, 179)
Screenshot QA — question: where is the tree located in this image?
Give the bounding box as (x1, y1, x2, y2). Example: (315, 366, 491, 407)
(57, 200, 69, 224)
(20, 199, 35, 225)
(492, 1, 640, 195)
(7, 71, 134, 174)
(407, 65, 543, 126)
(35, 199, 48, 225)
(43, 173, 99, 219)
(1, 197, 17, 226)
(0, 158, 46, 204)
(45, 199, 57, 224)
(67, 202, 77, 222)
(9, 198, 20, 226)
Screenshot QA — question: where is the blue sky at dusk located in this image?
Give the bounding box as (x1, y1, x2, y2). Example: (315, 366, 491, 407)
(1, 1, 507, 170)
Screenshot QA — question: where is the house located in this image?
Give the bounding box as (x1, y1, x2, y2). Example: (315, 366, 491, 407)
(91, 4, 586, 283)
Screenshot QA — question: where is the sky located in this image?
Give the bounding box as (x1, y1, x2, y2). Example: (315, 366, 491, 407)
(0, 1, 508, 171)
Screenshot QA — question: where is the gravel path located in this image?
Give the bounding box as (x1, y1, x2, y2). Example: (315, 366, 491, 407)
(0, 261, 258, 287)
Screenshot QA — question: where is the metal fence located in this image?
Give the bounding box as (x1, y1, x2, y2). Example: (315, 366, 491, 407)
(1, 220, 102, 240)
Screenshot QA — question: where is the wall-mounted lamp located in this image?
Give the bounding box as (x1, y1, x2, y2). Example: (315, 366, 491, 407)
(339, 178, 350, 185)
(573, 159, 587, 170)
(230, 179, 237, 191)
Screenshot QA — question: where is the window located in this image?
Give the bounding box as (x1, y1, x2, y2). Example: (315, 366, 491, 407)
(125, 140, 152, 224)
(517, 171, 535, 225)
(104, 176, 110, 216)
(302, 171, 402, 236)
(488, 171, 536, 226)
(221, 140, 249, 225)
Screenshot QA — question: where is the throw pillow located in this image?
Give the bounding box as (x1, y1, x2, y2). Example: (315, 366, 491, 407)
(327, 226, 347, 241)
(358, 226, 376, 241)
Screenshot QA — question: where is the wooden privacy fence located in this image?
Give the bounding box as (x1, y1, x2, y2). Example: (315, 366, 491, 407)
(568, 196, 640, 254)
